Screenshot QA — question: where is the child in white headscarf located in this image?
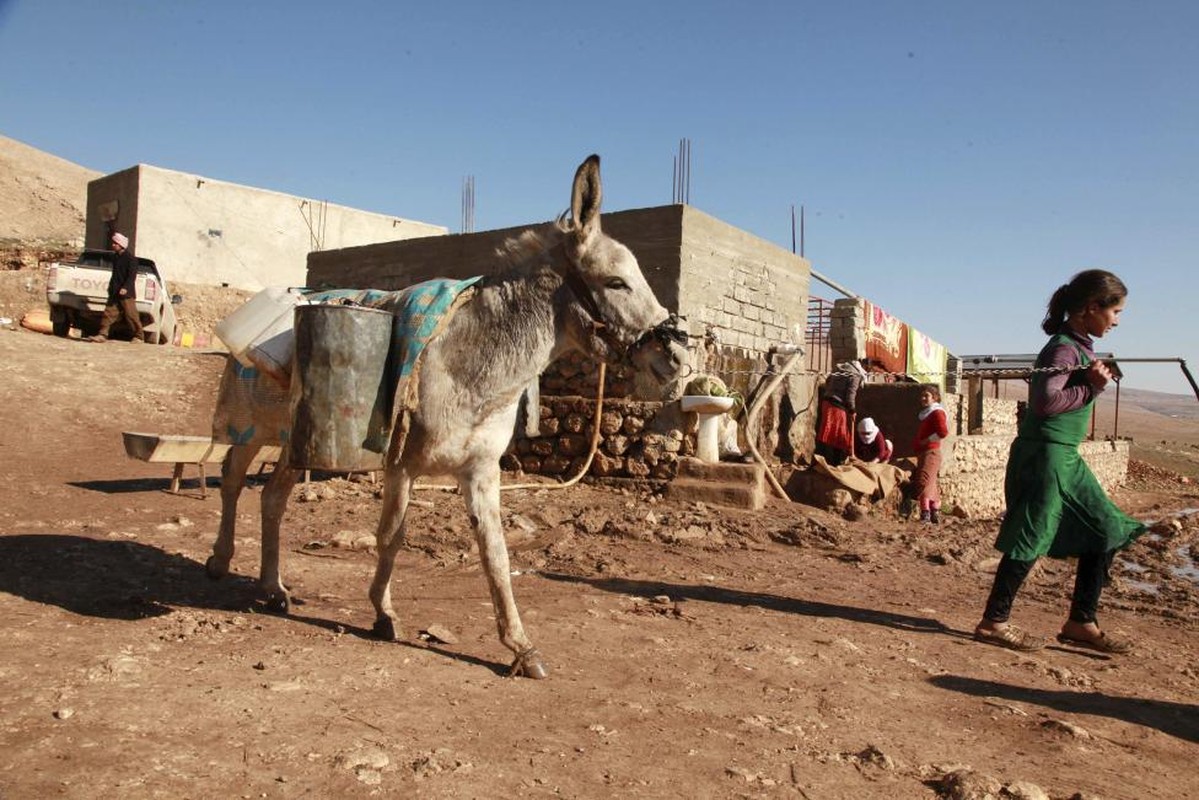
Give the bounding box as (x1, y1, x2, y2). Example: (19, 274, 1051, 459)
(855, 417, 892, 463)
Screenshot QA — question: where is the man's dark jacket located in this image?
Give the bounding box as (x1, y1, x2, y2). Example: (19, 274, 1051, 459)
(107, 248, 138, 302)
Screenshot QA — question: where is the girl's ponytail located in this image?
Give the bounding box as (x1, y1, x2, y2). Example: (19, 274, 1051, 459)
(1041, 270, 1127, 336)
(1041, 284, 1072, 335)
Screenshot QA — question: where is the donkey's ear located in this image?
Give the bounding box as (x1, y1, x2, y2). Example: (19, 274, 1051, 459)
(570, 154, 603, 239)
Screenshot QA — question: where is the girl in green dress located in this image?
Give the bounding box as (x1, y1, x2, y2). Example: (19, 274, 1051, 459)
(973, 270, 1144, 653)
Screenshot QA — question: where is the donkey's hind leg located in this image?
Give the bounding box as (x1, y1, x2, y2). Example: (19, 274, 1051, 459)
(461, 464, 548, 679)
(206, 444, 261, 580)
(258, 447, 301, 613)
(369, 465, 413, 641)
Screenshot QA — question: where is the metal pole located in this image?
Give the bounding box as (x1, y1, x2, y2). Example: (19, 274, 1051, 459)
(1114, 380, 1121, 438)
(809, 268, 859, 299)
(790, 205, 796, 254)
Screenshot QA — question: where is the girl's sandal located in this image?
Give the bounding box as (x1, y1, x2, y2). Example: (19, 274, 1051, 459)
(973, 624, 1046, 652)
(1055, 631, 1133, 654)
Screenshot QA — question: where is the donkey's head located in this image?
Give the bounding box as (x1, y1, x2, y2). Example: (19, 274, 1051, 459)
(558, 155, 689, 385)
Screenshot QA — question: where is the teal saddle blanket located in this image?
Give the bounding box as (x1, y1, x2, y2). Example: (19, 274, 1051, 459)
(213, 277, 481, 448)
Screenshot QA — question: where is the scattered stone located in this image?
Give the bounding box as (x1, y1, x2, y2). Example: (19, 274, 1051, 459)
(843, 503, 868, 522)
(355, 768, 382, 785)
(509, 513, 538, 533)
(176, 615, 200, 639)
(974, 556, 1002, 573)
(337, 747, 391, 771)
(1149, 518, 1183, 537)
(267, 681, 304, 692)
(826, 489, 854, 513)
(53, 708, 74, 720)
(982, 698, 1028, 716)
(421, 624, 459, 645)
(1004, 781, 1050, 800)
(1040, 718, 1091, 739)
(725, 765, 763, 783)
(331, 530, 376, 551)
(854, 744, 896, 770)
(411, 748, 471, 778)
(937, 767, 1003, 800)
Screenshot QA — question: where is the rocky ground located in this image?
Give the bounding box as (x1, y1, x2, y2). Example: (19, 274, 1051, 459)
(0, 281, 1196, 798)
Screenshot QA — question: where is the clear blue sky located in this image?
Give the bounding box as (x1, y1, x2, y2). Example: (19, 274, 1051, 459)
(2, 1, 1195, 394)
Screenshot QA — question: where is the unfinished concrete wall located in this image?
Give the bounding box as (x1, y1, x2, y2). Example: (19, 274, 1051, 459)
(86, 164, 446, 290)
(677, 206, 807, 353)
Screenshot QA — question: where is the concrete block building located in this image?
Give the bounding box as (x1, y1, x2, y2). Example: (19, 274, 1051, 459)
(86, 164, 447, 290)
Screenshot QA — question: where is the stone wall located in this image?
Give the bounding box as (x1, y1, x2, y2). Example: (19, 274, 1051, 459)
(503, 396, 689, 481)
(939, 435, 1131, 518)
(978, 397, 1019, 437)
(850, 382, 1131, 518)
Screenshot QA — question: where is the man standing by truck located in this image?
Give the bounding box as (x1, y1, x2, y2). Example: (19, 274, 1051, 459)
(88, 232, 144, 343)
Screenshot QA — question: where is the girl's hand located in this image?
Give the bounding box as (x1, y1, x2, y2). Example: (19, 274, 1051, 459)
(1087, 360, 1112, 392)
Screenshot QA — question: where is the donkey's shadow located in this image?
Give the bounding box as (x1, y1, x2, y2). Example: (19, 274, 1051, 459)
(0, 533, 510, 675)
(0, 532, 265, 620)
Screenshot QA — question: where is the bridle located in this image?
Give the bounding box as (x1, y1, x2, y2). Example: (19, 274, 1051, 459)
(558, 257, 689, 365)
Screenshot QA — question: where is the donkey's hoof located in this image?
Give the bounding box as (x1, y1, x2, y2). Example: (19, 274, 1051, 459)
(372, 617, 400, 641)
(508, 648, 549, 679)
(205, 556, 229, 580)
(264, 592, 291, 614)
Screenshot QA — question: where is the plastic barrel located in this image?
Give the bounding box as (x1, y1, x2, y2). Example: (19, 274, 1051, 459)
(288, 304, 394, 471)
(214, 287, 306, 371)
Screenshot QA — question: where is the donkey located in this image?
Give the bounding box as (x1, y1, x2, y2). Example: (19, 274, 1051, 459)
(206, 155, 689, 678)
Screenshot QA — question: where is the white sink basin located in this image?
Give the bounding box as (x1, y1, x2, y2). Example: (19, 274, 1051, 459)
(680, 395, 737, 463)
(680, 395, 736, 414)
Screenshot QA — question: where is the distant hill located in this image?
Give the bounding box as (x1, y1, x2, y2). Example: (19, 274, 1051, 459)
(1103, 386, 1199, 421)
(1093, 387, 1199, 445)
(0, 134, 99, 245)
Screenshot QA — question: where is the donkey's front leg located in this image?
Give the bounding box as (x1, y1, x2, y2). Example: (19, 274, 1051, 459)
(258, 451, 301, 613)
(206, 444, 260, 580)
(369, 466, 412, 641)
(462, 465, 548, 679)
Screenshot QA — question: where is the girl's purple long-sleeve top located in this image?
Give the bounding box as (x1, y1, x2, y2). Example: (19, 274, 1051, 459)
(1032, 329, 1101, 417)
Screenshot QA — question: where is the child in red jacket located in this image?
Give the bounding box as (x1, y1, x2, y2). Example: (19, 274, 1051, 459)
(912, 384, 949, 523)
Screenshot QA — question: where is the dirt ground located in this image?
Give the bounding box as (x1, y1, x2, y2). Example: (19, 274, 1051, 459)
(0, 304, 1197, 799)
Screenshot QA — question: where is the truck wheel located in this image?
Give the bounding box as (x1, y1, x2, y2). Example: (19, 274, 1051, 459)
(51, 313, 70, 337)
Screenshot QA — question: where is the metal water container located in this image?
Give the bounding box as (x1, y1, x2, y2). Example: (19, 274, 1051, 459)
(288, 304, 393, 471)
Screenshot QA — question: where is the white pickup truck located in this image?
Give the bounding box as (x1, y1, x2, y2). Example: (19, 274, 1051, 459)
(46, 249, 183, 344)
